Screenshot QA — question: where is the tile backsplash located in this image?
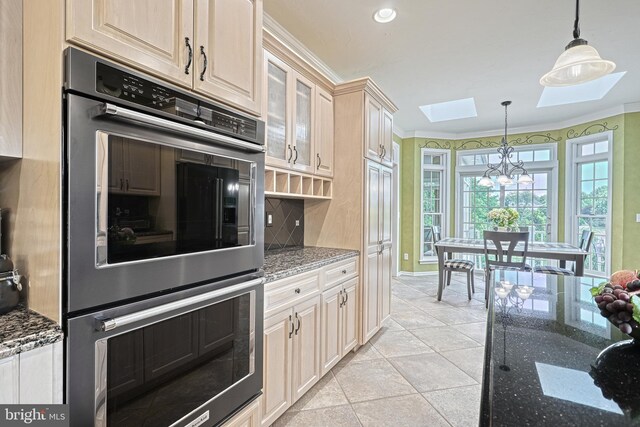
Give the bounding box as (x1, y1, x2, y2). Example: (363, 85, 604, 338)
(264, 198, 304, 250)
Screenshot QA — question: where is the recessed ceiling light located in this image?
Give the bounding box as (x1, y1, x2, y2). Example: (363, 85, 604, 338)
(373, 8, 396, 23)
(537, 71, 625, 108)
(419, 98, 478, 123)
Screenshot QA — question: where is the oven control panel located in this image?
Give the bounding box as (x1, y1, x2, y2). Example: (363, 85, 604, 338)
(95, 63, 260, 144)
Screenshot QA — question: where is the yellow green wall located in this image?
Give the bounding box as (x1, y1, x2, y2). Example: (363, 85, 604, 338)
(400, 112, 640, 273)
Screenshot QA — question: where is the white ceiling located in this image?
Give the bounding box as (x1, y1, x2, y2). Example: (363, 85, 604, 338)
(264, 0, 640, 135)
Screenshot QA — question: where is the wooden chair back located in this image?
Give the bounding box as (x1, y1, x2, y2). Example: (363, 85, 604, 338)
(483, 230, 530, 270)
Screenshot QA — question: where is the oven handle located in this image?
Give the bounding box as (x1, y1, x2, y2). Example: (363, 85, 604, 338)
(96, 277, 264, 332)
(93, 103, 266, 153)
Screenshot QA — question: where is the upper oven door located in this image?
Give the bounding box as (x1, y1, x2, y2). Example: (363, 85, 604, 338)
(66, 94, 265, 313)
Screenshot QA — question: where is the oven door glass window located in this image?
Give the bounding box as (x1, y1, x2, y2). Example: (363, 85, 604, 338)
(96, 132, 255, 265)
(101, 292, 254, 427)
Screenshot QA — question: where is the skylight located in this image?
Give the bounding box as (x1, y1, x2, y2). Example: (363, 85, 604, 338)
(419, 98, 478, 123)
(537, 72, 626, 108)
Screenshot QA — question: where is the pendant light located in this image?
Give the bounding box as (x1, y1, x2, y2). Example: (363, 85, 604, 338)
(478, 101, 533, 188)
(540, 0, 615, 87)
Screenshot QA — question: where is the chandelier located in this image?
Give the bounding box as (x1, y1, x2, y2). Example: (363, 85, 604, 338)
(478, 101, 533, 187)
(540, 0, 615, 87)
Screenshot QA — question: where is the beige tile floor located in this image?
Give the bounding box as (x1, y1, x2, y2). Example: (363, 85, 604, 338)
(272, 273, 488, 427)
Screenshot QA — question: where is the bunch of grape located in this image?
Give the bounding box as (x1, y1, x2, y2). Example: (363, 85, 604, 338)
(594, 280, 640, 334)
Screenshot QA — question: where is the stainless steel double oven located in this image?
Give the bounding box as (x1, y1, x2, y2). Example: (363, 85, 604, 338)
(64, 48, 265, 427)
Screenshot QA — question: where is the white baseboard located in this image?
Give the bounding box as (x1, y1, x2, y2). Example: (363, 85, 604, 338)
(396, 271, 438, 277)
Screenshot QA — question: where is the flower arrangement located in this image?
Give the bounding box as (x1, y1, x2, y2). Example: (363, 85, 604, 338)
(590, 270, 640, 337)
(487, 208, 519, 228)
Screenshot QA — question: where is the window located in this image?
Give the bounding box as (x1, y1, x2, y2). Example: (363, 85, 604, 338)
(456, 145, 557, 267)
(566, 132, 612, 277)
(421, 149, 449, 261)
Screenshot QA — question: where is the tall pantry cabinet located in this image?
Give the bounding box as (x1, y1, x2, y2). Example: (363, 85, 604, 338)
(305, 78, 396, 344)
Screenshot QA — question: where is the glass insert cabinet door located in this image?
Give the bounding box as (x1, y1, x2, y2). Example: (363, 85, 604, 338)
(265, 53, 289, 167)
(263, 51, 315, 173)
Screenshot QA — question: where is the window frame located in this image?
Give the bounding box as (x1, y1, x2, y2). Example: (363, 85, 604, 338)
(565, 131, 613, 278)
(419, 148, 450, 263)
(454, 143, 559, 241)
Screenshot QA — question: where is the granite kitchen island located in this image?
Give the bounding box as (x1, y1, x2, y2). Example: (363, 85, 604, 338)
(481, 269, 640, 426)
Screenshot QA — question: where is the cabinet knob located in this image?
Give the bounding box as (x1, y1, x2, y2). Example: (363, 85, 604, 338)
(294, 288, 301, 294)
(342, 269, 347, 274)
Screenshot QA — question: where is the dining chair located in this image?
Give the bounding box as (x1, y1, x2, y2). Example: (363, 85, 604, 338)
(533, 230, 594, 276)
(432, 226, 475, 300)
(483, 230, 531, 303)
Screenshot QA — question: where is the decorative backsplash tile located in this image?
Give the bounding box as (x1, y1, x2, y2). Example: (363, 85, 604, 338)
(264, 198, 304, 250)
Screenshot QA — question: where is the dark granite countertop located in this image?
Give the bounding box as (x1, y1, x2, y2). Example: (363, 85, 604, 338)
(264, 246, 359, 282)
(481, 270, 639, 426)
(0, 305, 63, 359)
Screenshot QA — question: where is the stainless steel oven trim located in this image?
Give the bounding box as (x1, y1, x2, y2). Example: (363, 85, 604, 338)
(94, 128, 259, 268)
(96, 278, 263, 331)
(93, 283, 259, 427)
(94, 103, 266, 153)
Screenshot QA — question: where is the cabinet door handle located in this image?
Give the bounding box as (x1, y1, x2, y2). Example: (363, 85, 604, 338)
(119, 178, 123, 191)
(294, 313, 301, 334)
(339, 290, 344, 307)
(288, 315, 294, 338)
(184, 37, 193, 75)
(125, 179, 129, 191)
(381, 146, 387, 159)
(293, 146, 298, 164)
(287, 145, 293, 162)
(317, 153, 321, 169)
(344, 291, 348, 304)
(199, 46, 208, 81)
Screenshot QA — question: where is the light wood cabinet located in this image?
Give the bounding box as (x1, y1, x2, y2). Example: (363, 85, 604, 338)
(262, 258, 358, 426)
(315, 86, 334, 177)
(363, 160, 393, 340)
(365, 93, 393, 167)
(0, 0, 22, 159)
(262, 308, 293, 427)
(66, 0, 263, 116)
(109, 138, 161, 196)
(194, 0, 262, 114)
(305, 78, 396, 346)
(66, 0, 194, 87)
(291, 295, 321, 401)
(223, 398, 261, 427)
(261, 295, 320, 426)
(0, 341, 63, 404)
(263, 51, 317, 174)
(321, 277, 358, 375)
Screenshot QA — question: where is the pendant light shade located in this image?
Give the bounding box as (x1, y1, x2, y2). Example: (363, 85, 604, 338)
(517, 173, 534, 185)
(540, 42, 615, 87)
(541, 0, 615, 87)
(478, 175, 494, 188)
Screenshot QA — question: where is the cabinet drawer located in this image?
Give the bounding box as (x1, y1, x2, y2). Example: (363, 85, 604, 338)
(324, 257, 358, 289)
(265, 271, 320, 317)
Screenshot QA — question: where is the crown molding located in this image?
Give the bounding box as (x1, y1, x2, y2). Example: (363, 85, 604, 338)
(393, 125, 407, 139)
(263, 13, 343, 85)
(334, 77, 399, 113)
(406, 102, 640, 140)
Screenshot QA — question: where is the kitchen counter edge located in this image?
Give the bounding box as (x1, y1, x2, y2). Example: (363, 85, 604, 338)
(264, 247, 359, 283)
(0, 305, 63, 360)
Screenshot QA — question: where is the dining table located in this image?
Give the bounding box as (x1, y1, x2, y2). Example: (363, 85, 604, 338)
(434, 237, 589, 301)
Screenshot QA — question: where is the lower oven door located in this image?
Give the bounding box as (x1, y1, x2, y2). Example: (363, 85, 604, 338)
(66, 275, 263, 427)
